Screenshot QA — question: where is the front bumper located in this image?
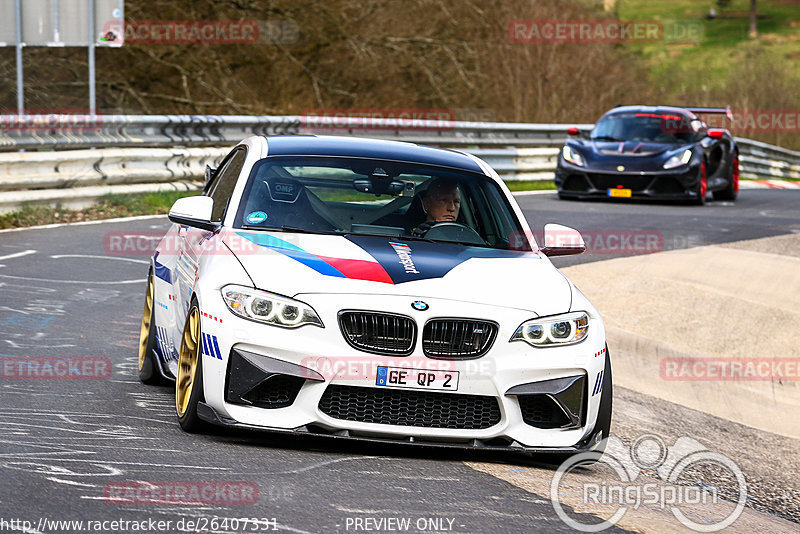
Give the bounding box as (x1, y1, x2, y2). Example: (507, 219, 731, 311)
(198, 293, 608, 450)
(555, 163, 702, 200)
(196, 401, 606, 455)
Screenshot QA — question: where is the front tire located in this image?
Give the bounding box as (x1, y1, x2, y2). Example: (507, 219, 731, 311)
(713, 152, 739, 201)
(176, 299, 207, 433)
(138, 270, 163, 385)
(691, 162, 707, 206)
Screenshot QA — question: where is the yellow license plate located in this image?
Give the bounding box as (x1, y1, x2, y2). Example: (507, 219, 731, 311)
(608, 188, 632, 198)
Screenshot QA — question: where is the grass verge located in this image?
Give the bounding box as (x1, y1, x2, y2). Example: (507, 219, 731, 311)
(0, 190, 199, 229)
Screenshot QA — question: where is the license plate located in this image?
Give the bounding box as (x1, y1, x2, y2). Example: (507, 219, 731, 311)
(376, 366, 459, 391)
(607, 188, 632, 198)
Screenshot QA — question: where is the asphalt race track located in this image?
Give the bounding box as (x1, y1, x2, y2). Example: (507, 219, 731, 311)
(515, 189, 800, 267)
(0, 189, 798, 533)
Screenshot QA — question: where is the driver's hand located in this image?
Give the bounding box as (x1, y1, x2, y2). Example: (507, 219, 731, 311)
(411, 221, 434, 237)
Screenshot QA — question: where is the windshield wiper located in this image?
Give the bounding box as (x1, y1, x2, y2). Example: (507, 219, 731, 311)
(240, 224, 325, 234)
(592, 136, 623, 142)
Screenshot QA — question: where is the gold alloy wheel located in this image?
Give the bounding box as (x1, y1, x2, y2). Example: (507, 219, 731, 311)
(176, 306, 201, 417)
(138, 274, 154, 371)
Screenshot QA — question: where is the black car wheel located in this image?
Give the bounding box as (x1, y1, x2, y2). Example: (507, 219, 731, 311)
(712, 152, 739, 201)
(691, 161, 707, 206)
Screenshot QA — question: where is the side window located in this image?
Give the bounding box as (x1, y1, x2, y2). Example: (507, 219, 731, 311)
(209, 147, 247, 222)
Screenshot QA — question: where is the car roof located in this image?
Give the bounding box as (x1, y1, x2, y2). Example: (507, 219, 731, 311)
(262, 135, 484, 173)
(604, 105, 696, 120)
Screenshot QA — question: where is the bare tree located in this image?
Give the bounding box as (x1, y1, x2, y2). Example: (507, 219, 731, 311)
(749, 0, 758, 38)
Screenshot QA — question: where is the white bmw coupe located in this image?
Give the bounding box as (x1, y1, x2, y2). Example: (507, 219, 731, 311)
(138, 135, 612, 455)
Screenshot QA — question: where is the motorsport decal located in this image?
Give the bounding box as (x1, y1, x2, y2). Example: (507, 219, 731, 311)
(235, 232, 393, 284)
(155, 326, 177, 361)
(592, 369, 605, 396)
(153, 252, 171, 283)
(389, 242, 418, 274)
(235, 232, 534, 285)
(345, 235, 531, 284)
(202, 333, 223, 359)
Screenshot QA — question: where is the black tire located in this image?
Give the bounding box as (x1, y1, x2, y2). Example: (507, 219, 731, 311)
(691, 162, 707, 206)
(712, 151, 739, 201)
(176, 299, 208, 433)
(138, 270, 164, 385)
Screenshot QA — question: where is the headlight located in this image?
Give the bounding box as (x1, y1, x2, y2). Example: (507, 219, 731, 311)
(511, 312, 589, 347)
(663, 149, 693, 169)
(562, 145, 585, 167)
(221, 285, 323, 328)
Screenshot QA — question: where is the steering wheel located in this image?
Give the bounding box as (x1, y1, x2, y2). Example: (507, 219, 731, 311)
(413, 221, 486, 246)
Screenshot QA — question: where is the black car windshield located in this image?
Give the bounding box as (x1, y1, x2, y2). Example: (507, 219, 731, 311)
(233, 156, 530, 251)
(591, 112, 704, 143)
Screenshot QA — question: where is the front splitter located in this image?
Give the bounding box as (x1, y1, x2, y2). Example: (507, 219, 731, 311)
(196, 402, 603, 456)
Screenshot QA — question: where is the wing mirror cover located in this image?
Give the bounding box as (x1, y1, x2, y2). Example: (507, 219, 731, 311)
(539, 223, 585, 257)
(168, 196, 220, 232)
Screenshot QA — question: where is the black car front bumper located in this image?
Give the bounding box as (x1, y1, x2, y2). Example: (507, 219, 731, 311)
(555, 164, 703, 201)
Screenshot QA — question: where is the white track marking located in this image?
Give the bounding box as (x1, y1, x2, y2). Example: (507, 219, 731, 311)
(45, 477, 97, 488)
(0, 250, 36, 261)
(50, 254, 149, 264)
(512, 190, 556, 196)
(0, 274, 143, 284)
(0, 214, 166, 234)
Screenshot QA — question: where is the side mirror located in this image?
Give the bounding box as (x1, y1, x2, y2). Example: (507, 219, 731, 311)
(567, 127, 580, 136)
(168, 196, 220, 232)
(539, 223, 585, 257)
(707, 129, 724, 139)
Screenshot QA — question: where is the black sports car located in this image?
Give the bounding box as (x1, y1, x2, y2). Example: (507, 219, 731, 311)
(555, 105, 739, 204)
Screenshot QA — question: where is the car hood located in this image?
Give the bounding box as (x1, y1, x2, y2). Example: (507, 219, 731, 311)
(568, 140, 695, 172)
(222, 229, 572, 315)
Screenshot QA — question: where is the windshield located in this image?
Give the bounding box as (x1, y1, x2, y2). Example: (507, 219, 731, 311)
(233, 156, 529, 251)
(591, 112, 704, 143)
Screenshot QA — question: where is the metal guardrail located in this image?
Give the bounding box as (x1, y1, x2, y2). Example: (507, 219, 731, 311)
(0, 115, 797, 212)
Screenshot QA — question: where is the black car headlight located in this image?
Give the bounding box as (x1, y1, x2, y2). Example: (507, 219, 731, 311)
(663, 149, 693, 169)
(221, 285, 323, 328)
(562, 145, 585, 167)
(511, 312, 589, 347)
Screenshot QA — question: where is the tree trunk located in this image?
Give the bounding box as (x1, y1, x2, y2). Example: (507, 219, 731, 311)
(749, 0, 758, 38)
